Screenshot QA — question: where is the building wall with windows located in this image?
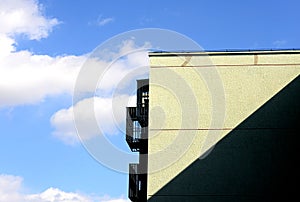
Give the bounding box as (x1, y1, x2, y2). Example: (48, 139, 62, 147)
(147, 50, 300, 201)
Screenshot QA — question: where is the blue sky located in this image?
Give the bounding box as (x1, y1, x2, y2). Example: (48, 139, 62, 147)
(0, 0, 300, 201)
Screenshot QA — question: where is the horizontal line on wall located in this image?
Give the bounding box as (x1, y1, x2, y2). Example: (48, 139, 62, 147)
(149, 50, 300, 57)
(150, 63, 300, 68)
(149, 194, 266, 197)
(150, 128, 297, 131)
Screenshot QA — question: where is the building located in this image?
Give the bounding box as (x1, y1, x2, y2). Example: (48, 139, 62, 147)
(126, 79, 149, 201)
(126, 50, 300, 201)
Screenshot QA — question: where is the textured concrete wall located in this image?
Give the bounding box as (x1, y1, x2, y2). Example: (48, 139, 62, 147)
(147, 51, 300, 199)
(149, 75, 300, 201)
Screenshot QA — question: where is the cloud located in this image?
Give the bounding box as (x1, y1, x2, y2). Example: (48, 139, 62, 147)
(0, 0, 60, 40)
(0, 174, 23, 202)
(102, 199, 129, 202)
(89, 15, 114, 27)
(0, 51, 85, 107)
(26, 187, 91, 202)
(0, 0, 150, 146)
(96, 49, 150, 95)
(97, 17, 114, 26)
(0, 0, 80, 108)
(0, 174, 130, 202)
(273, 40, 287, 48)
(0, 35, 149, 108)
(0, 34, 16, 56)
(72, 49, 149, 97)
(1, 36, 149, 145)
(51, 95, 136, 145)
(51, 41, 149, 145)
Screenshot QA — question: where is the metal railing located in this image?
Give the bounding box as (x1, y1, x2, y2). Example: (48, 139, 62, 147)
(129, 163, 140, 201)
(127, 107, 137, 119)
(126, 107, 142, 151)
(137, 103, 148, 127)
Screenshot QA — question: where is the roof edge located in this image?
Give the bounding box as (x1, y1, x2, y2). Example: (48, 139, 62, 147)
(148, 49, 300, 57)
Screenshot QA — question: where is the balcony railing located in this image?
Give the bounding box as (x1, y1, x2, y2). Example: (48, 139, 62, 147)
(126, 107, 141, 152)
(127, 79, 149, 201)
(137, 103, 148, 127)
(129, 163, 143, 202)
(127, 107, 137, 120)
(136, 80, 149, 127)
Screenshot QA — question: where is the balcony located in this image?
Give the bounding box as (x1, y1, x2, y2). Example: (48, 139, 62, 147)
(136, 79, 149, 127)
(126, 107, 142, 152)
(137, 102, 148, 127)
(127, 79, 149, 201)
(129, 163, 146, 202)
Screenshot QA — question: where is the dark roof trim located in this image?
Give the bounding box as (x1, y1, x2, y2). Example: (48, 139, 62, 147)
(148, 49, 300, 57)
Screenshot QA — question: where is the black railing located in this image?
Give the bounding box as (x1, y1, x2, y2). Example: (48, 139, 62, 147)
(127, 79, 149, 202)
(137, 103, 148, 127)
(126, 107, 142, 152)
(127, 107, 137, 119)
(136, 80, 149, 128)
(129, 163, 143, 202)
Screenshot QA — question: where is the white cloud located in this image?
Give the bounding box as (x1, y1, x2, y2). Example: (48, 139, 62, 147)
(0, 0, 150, 146)
(102, 199, 129, 202)
(51, 95, 136, 145)
(96, 50, 150, 94)
(0, 37, 149, 144)
(89, 15, 114, 27)
(0, 34, 16, 56)
(51, 41, 149, 145)
(0, 0, 60, 40)
(94, 15, 115, 26)
(97, 18, 114, 26)
(0, 37, 149, 108)
(0, 174, 130, 202)
(273, 40, 287, 48)
(26, 187, 91, 202)
(0, 51, 85, 107)
(0, 0, 80, 108)
(0, 174, 23, 202)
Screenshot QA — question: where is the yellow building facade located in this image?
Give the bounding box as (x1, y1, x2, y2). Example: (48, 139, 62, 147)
(126, 50, 300, 201)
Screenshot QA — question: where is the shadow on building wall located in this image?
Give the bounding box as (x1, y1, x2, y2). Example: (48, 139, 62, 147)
(149, 75, 300, 202)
